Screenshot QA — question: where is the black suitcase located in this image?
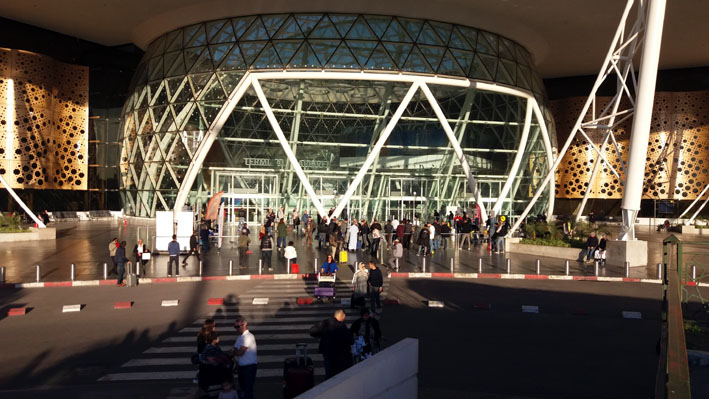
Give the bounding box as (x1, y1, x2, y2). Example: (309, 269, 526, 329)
(283, 343, 314, 399)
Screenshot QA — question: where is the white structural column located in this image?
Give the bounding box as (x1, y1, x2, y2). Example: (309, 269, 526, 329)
(492, 97, 533, 216)
(331, 82, 420, 219)
(420, 82, 488, 221)
(620, 0, 666, 241)
(0, 174, 46, 228)
(173, 73, 253, 221)
(251, 78, 328, 218)
(679, 183, 709, 223)
(530, 102, 556, 220)
(687, 193, 709, 226)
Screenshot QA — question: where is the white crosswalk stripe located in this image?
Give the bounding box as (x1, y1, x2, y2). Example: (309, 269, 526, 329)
(98, 278, 386, 383)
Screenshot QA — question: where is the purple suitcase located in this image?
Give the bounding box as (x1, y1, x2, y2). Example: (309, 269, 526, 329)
(314, 286, 335, 298)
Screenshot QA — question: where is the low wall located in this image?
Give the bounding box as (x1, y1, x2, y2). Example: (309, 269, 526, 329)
(0, 227, 56, 242)
(507, 241, 584, 261)
(297, 338, 418, 399)
(680, 225, 709, 236)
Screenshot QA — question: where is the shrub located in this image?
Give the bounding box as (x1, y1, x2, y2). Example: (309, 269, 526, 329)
(0, 214, 30, 233)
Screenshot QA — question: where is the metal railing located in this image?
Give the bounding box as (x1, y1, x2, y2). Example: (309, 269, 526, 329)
(659, 235, 693, 398)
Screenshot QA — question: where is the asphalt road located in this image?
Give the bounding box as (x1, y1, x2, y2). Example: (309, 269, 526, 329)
(0, 277, 663, 398)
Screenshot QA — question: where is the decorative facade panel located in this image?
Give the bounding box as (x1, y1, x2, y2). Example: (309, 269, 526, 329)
(551, 91, 709, 199)
(0, 48, 88, 190)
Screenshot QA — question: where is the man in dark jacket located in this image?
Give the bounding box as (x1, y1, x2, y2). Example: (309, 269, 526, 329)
(586, 232, 599, 263)
(367, 261, 384, 310)
(199, 224, 210, 252)
(182, 231, 200, 264)
(310, 309, 353, 380)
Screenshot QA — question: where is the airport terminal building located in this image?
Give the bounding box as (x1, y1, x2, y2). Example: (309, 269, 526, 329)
(118, 14, 555, 222)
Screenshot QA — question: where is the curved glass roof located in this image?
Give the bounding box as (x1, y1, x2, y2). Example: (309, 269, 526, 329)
(133, 13, 546, 98)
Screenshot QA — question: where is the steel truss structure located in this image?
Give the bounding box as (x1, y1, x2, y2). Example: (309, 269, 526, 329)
(510, 0, 666, 241)
(118, 13, 556, 222)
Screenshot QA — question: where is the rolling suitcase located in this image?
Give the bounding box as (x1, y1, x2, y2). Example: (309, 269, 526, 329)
(283, 343, 314, 398)
(339, 250, 348, 263)
(125, 262, 138, 287)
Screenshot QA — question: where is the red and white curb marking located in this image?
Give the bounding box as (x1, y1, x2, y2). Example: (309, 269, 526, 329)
(1, 273, 320, 289)
(6, 271, 704, 289)
(389, 272, 669, 285)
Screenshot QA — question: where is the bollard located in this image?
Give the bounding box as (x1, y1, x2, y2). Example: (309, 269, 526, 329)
(423, 257, 426, 273)
(136, 261, 140, 277)
(0, 266, 5, 284)
(624, 261, 630, 278)
(199, 260, 203, 276)
(506, 258, 511, 274)
(692, 265, 697, 281)
(657, 263, 662, 280)
(478, 258, 483, 274)
(70, 264, 75, 281)
(103, 263, 107, 280)
(450, 258, 454, 273)
(565, 260, 570, 276)
(287, 259, 291, 274)
(229, 260, 233, 276)
(594, 261, 599, 277)
(36, 264, 40, 282)
(396, 257, 399, 272)
(314, 258, 318, 274)
(259, 259, 262, 275)
(536, 259, 541, 275)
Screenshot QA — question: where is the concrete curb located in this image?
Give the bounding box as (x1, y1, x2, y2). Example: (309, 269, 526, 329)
(3, 273, 319, 289)
(389, 272, 666, 285)
(5, 271, 706, 289)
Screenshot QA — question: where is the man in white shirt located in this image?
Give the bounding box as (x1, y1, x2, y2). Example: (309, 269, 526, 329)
(232, 317, 257, 399)
(391, 217, 399, 231)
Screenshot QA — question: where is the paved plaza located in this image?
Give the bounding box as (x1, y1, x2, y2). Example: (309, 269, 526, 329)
(0, 220, 691, 284)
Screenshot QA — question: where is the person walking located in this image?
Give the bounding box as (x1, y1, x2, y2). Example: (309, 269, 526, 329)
(348, 221, 359, 252)
(284, 241, 297, 270)
(384, 220, 393, 247)
(416, 225, 430, 256)
(403, 220, 413, 249)
(200, 224, 210, 252)
(350, 307, 382, 357)
(182, 231, 200, 265)
(370, 223, 381, 257)
(318, 217, 328, 249)
(133, 238, 149, 276)
(167, 234, 180, 277)
(351, 262, 369, 309)
(367, 261, 383, 311)
(237, 229, 250, 269)
(585, 232, 599, 263)
(232, 317, 257, 399)
(309, 309, 354, 380)
(441, 222, 451, 250)
(305, 218, 315, 246)
(388, 239, 403, 271)
(108, 237, 119, 275)
(276, 218, 287, 250)
(396, 221, 405, 248)
(260, 233, 274, 271)
(360, 220, 371, 250)
(115, 240, 129, 286)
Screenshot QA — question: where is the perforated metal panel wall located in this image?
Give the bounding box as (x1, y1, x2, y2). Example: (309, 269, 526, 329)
(0, 48, 88, 190)
(551, 91, 709, 199)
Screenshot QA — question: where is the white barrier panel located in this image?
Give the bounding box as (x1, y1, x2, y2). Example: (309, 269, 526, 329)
(296, 338, 418, 399)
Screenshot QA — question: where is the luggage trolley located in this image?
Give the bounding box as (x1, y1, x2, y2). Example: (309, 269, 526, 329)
(314, 272, 336, 300)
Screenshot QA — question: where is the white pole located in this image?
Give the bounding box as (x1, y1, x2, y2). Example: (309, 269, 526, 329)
(620, 0, 667, 241)
(0, 174, 46, 228)
(679, 183, 709, 221)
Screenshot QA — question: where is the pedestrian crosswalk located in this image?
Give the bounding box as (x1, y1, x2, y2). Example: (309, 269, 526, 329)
(98, 278, 388, 383)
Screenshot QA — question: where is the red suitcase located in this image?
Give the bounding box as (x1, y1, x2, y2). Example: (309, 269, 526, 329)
(283, 343, 314, 398)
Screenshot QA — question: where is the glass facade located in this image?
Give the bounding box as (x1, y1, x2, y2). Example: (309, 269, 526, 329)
(120, 13, 555, 221)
